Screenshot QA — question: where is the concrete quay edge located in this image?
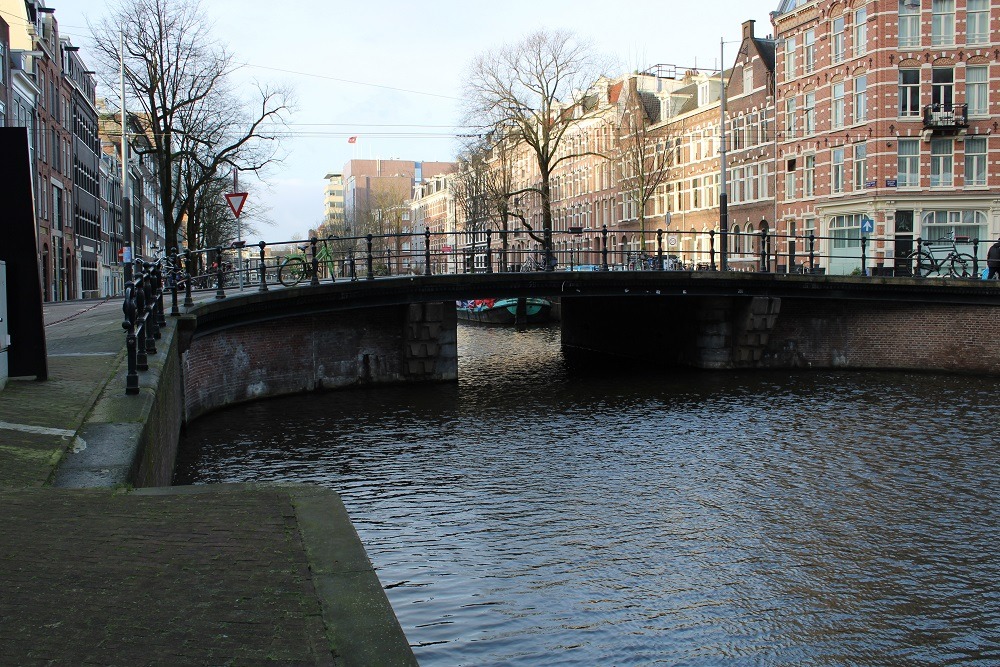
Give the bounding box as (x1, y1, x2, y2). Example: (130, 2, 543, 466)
(0, 299, 417, 666)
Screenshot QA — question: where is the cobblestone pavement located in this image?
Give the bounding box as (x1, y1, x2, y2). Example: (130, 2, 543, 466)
(0, 299, 416, 666)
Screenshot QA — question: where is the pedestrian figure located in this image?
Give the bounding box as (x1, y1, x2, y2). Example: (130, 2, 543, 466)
(988, 238, 1000, 279)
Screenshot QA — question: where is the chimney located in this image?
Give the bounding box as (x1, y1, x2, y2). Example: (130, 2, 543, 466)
(742, 20, 756, 41)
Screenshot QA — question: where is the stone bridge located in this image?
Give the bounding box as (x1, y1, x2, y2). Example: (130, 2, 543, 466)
(173, 271, 1000, 421)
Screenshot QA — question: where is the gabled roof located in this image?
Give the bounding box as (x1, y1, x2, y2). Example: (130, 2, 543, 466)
(775, 0, 810, 16)
(752, 37, 776, 73)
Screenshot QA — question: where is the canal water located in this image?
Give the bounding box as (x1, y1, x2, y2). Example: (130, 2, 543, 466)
(175, 324, 1000, 666)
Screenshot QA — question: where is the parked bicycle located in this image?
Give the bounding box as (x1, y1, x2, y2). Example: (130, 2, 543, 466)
(278, 241, 337, 286)
(906, 232, 975, 278)
(625, 252, 657, 271)
(520, 254, 546, 272)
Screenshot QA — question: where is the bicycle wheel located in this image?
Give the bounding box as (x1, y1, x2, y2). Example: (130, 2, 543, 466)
(948, 253, 976, 278)
(907, 251, 935, 277)
(278, 257, 307, 286)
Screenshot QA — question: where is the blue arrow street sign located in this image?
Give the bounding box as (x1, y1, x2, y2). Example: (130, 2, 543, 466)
(861, 217, 874, 234)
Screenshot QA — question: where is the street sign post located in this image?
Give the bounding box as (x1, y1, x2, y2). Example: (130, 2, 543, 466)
(225, 191, 249, 290)
(225, 192, 248, 218)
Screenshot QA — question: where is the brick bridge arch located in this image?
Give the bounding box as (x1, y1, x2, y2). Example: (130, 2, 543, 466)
(175, 272, 1000, 421)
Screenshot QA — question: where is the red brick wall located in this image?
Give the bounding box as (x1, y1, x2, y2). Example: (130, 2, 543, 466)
(182, 303, 457, 422)
(765, 299, 1000, 374)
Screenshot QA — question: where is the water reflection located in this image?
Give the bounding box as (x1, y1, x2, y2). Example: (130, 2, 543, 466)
(176, 324, 1000, 666)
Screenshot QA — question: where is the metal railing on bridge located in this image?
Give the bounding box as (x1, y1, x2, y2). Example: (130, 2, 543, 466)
(120, 226, 995, 394)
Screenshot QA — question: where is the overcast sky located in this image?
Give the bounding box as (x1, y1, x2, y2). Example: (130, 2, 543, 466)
(39, 0, 777, 242)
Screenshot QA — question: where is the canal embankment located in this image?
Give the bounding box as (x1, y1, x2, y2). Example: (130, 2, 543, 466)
(0, 299, 415, 666)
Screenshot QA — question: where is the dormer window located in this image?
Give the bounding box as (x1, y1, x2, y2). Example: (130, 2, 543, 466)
(697, 81, 710, 106)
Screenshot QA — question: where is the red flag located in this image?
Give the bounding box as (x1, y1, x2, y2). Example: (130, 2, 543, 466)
(348, 136, 357, 144)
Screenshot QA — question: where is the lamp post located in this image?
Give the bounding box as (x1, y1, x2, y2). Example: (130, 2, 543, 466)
(719, 37, 729, 272)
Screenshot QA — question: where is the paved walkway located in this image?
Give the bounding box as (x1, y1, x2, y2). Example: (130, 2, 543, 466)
(0, 298, 416, 666)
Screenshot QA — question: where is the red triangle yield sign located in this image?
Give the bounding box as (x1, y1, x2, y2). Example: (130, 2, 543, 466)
(225, 192, 249, 218)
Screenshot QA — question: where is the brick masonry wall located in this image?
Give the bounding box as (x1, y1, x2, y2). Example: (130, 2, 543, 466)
(183, 303, 457, 422)
(764, 299, 1000, 374)
(563, 293, 1000, 374)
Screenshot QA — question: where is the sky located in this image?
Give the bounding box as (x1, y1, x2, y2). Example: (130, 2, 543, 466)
(39, 0, 778, 242)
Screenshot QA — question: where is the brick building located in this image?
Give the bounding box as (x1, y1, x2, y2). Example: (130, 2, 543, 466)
(774, 0, 1000, 274)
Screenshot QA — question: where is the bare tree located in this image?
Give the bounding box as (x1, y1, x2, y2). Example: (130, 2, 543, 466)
(465, 29, 607, 269)
(453, 132, 529, 271)
(616, 77, 673, 249)
(89, 0, 292, 251)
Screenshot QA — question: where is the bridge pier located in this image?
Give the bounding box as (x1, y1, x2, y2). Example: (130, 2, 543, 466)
(182, 302, 457, 422)
(560, 295, 781, 370)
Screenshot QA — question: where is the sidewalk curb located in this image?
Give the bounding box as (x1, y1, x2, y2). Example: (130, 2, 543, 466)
(135, 482, 418, 666)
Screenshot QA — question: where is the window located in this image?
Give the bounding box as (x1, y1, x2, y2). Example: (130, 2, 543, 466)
(899, 0, 921, 48)
(920, 209, 986, 241)
(803, 92, 815, 135)
(930, 138, 953, 186)
(966, 66, 988, 116)
(832, 16, 846, 63)
(899, 69, 921, 117)
(931, 68, 953, 111)
(53, 185, 63, 231)
(784, 36, 797, 80)
(804, 29, 815, 73)
(853, 143, 868, 191)
(785, 158, 797, 200)
(967, 0, 989, 44)
(854, 6, 868, 56)
(898, 140, 920, 187)
(931, 0, 955, 46)
(831, 214, 863, 249)
(743, 66, 753, 94)
(698, 81, 711, 106)
(804, 154, 816, 197)
(832, 83, 845, 129)
(854, 75, 868, 122)
(786, 98, 798, 137)
(832, 148, 845, 193)
(964, 137, 986, 186)
(758, 163, 770, 199)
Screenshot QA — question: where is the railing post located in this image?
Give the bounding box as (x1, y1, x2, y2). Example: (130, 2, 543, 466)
(913, 236, 923, 276)
(349, 249, 357, 281)
(656, 229, 664, 270)
(142, 264, 159, 352)
(122, 282, 139, 395)
(861, 236, 869, 276)
(366, 234, 374, 280)
(808, 233, 816, 271)
(424, 229, 432, 276)
(486, 228, 493, 274)
(258, 242, 269, 291)
(973, 238, 980, 277)
(135, 272, 149, 372)
(214, 246, 226, 299)
(759, 229, 768, 273)
(169, 249, 180, 316)
(501, 228, 509, 272)
(183, 249, 195, 307)
(601, 224, 609, 271)
(709, 230, 716, 271)
(310, 237, 320, 286)
(385, 248, 392, 276)
(153, 261, 166, 328)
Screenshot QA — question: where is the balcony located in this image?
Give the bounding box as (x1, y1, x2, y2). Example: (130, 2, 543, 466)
(922, 103, 968, 136)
